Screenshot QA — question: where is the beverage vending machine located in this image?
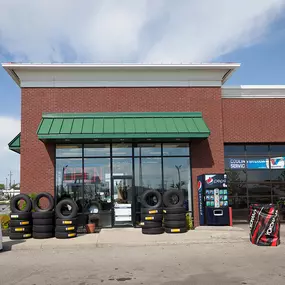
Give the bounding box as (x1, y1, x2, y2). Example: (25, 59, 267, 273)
(197, 173, 230, 226)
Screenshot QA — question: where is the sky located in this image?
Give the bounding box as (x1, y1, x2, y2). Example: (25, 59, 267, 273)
(0, 0, 285, 186)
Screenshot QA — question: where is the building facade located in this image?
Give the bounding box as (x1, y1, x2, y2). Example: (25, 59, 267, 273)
(5, 63, 285, 226)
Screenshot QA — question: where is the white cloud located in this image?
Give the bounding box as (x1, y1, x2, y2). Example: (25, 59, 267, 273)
(0, 0, 284, 63)
(0, 117, 20, 187)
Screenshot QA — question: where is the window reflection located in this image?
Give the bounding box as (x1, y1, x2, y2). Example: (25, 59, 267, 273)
(84, 144, 110, 157)
(271, 170, 285, 182)
(227, 183, 247, 196)
(56, 145, 82, 157)
(224, 145, 245, 156)
(55, 158, 83, 210)
(247, 184, 271, 196)
(246, 145, 269, 155)
(247, 170, 270, 182)
(112, 143, 132, 156)
(113, 158, 132, 176)
(226, 170, 246, 182)
(162, 143, 189, 156)
(134, 144, 161, 156)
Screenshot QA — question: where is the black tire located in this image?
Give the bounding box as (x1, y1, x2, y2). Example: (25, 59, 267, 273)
(140, 221, 162, 229)
(141, 208, 163, 214)
(55, 199, 78, 219)
(141, 214, 163, 222)
(9, 233, 32, 240)
(10, 194, 32, 213)
(10, 212, 32, 220)
(164, 220, 186, 228)
(10, 226, 32, 233)
(32, 211, 54, 219)
(163, 190, 184, 208)
(56, 218, 77, 226)
(142, 227, 164, 235)
(55, 231, 77, 239)
(33, 192, 55, 212)
(33, 218, 54, 225)
(165, 227, 187, 234)
(55, 225, 77, 232)
(164, 213, 186, 221)
(163, 207, 186, 214)
(33, 225, 54, 233)
(140, 190, 162, 209)
(33, 232, 54, 239)
(10, 220, 32, 227)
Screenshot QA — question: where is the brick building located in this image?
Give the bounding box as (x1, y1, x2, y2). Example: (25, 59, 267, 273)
(5, 63, 285, 227)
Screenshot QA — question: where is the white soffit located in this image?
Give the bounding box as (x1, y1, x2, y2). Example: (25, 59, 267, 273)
(222, 85, 285, 98)
(2, 63, 240, 88)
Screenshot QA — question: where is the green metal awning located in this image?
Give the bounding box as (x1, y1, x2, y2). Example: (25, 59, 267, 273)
(37, 112, 210, 140)
(8, 133, 21, 154)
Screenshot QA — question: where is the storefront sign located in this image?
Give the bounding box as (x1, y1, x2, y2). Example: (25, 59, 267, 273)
(226, 158, 246, 169)
(197, 178, 205, 226)
(270, 157, 285, 169)
(247, 159, 269, 169)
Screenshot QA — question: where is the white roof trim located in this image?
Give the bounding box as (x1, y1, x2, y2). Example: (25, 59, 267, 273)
(222, 85, 285, 98)
(2, 63, 240, 88)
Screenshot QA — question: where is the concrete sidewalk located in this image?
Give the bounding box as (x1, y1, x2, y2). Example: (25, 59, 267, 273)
(2, 226, 250, 251)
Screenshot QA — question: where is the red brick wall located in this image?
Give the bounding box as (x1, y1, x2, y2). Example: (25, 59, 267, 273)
(21, 87, 225, 226)
(223, 99, 285, 142)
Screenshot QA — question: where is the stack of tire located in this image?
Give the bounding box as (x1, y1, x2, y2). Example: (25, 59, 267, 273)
(9, 194, 33, 240)
(140, 190, 164, 235)
(163, 189, 187, 234)
(32, 192, 55, 239)
(55, 198, 78, 239)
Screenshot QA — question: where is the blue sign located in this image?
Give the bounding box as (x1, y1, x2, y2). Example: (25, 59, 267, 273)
(247, 159, 269, 169)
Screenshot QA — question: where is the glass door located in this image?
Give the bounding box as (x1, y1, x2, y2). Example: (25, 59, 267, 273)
(112, 175, 133, 226)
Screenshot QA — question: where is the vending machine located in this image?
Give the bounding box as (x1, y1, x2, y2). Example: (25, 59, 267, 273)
(197, 173, 229, 226)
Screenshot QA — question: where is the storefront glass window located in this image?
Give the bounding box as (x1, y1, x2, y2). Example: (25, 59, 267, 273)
(55, 158, 83, 210)
(112, 158, 132, 176)
(227, 183, 247, 196)
(247, 170, 270, 182)
(134, 144, 161, 156)
(112, 143, 132, 156)
(270, 145, 285, 155)
(224, 145, 245, 156)
(84, 144, 110, 157)
(225, 170, 246, 182)
(162, 143, 189, 156)
(56, 144, 82, 157)
(246, 145, 269, 155)
(83, 158, 112, 227)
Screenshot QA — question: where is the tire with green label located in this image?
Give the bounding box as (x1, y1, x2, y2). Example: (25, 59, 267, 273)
(141, 208, 163, 214)
(10, 212, 32, 220)
(141, 214, 163, 222)
(140, 221, 162, 229)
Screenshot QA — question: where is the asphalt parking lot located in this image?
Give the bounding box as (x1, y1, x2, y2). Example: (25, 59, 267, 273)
(0, 241, 284, 285)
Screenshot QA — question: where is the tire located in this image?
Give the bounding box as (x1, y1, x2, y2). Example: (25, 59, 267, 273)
(140, 190, 162, 209)
(140, 221, 162, 229)
(141, 208, 163, 215)
(142, 227, 164, 235)
(164, 220, 186, 228)
(10, 226, 32, 233)
(10, 212, 32, 220)
(32, 212, 54, 219)
(165, 227, 187, 234)
(9, 233, 32, 240)
(33, 218, 54, 225)
(33, 232, 54, 239)
(55, 231, 77, 239)
(141, 214, 163, 222)
(10, 220, 32, 227)
(163, 190, 184, 208)
(10, 194, 32, 213)
(163, 207, 186, 214)
(33, 225, 54, 233)
(55, 225, 77, 232)
(55, 199, 78, 219)
(33, 192, 55, 212)
(164, 213, 186, 221)
(56, 218, 77, 226)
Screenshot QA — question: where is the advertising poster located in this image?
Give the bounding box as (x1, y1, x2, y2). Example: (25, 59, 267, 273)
(247, 158, 269, 169)
(270, 157, 285, 169)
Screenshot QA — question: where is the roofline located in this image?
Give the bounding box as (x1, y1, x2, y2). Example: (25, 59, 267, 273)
(223, 85, 285, 89)
(2, 62, 240, 87)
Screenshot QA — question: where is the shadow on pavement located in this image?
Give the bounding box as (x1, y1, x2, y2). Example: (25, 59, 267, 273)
(2, 239, 26, 252)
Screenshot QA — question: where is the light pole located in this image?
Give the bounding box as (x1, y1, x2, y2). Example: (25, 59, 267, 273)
(175, 165, 182, 190)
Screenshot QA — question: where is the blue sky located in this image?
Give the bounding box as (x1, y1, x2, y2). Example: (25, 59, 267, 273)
(0, 0, 285, 185)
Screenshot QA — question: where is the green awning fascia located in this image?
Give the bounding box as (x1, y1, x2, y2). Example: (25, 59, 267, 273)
(37, 112, 210, 140)
(8, 133, 21, 154)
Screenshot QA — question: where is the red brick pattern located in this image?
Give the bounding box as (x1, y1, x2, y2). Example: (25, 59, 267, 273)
(21, 87, 225, 226)
(223, 99, 285, 142)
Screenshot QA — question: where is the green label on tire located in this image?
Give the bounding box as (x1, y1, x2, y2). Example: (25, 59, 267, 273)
(145, 217, 154, 220)
(68, 233, 76, 237)
(23, 234, 32, 238)
(11, 215, 19, 218)
(66, 227, 75, 231)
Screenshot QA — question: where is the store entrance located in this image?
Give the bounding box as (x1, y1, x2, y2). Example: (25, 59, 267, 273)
(112, 175, 134, 226)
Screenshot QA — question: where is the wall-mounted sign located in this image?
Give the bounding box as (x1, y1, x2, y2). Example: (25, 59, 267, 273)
(247, 158, 269, 169)
(226, 158, 246, 169)
(270, 157, 285, 169)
